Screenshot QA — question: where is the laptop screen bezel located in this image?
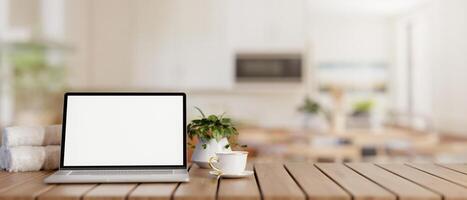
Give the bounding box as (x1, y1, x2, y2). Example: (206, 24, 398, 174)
(59, 92, 187, 170)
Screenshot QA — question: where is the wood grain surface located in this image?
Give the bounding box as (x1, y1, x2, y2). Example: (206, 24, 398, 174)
(255, 163, 305, 200)
(439, 164, 467, 175)
(316, 163, 395, 200)
(217, 163, 260, 200)
(346, 163, 440, 200)
(285, 162, 350, 200)
(379, 164, 467, 200)
(0, 163, 467, 200)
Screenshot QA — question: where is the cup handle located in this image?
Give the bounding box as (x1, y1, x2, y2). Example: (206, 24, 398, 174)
(208, 156, 222, 174)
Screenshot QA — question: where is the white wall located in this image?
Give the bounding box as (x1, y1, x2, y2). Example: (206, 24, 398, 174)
(67, 0, 307, 90)
(65, 0, 92, 88)
(391, 3, 435, 120)
(89, 0, 134, 88)
(133, 0, 307, 90)
(65, 0, 308, 128)
(65, 0, 414, 129)
(65, 0, 134, 88)
(431, 0, 467, 134)
(309, 15, 391, 63)
(132, 0, 231, 89)
(392, 0, 467, 135)
(227, 0, 306, 51)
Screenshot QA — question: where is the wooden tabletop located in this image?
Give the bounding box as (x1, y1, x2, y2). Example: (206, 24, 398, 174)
(1, 163, 467, 200)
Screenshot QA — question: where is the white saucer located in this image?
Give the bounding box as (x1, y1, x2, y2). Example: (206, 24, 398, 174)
(209, 170, 254, 178)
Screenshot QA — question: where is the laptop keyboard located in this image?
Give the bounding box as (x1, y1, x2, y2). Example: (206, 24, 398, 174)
(69, 170, 173, 175)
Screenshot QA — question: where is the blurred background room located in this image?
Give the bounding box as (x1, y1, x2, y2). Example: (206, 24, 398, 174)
(1, 0, 467, 163)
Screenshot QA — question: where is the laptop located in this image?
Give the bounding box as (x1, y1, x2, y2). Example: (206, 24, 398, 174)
(44, 92, 190, 183)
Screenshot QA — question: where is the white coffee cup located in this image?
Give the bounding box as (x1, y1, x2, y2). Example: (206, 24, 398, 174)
(208, 151, 248, 174)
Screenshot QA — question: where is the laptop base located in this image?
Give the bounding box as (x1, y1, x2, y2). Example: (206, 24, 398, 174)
(44, 169, 189, 183)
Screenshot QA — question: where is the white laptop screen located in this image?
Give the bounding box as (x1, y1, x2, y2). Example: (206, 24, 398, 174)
(62, 94, 185, 167)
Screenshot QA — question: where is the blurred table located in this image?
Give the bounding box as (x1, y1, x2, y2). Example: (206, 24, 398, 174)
(238, 127, 447, 162)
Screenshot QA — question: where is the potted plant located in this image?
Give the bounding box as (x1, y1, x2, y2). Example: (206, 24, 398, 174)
(187, 107, 243, 168)
(349, 99, 375, 128)
(297, 96, 329, 133)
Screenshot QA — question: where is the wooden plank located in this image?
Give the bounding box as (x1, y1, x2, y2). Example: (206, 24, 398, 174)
(128, 183, 178, 200)
(285, 163, 350, 200)
(83, 184, 138, 200)
(217, 163, 261, 200)
(129, 182, 179, 200)
(255, 163, 305, 200)
(439, 164, 467, 175)
(0, 171, 55, 200)
(347, 163, 440, 200)
(408, 163, 467, 187)
(378, 164, 467, 200)
(173, 164, 218, 200)
(0, 171, 50, 194)
(38, 184, 97, 200)
(316, 163, 395, 200)
(128, 164, 192, 200)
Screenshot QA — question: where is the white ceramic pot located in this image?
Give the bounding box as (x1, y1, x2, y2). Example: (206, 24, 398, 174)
(303, 113, 329, 134)
(191, 138, 231, 168)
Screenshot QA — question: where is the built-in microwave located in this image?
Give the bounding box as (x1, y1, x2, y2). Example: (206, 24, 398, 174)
(235, 53, 302, 82)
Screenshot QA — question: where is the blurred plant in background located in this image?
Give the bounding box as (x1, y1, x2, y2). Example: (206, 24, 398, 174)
(297, 96, 321, 115)
(351, 99, 374, 117)
(8, 42, 67, 124)
(298, 96, 329, 133)
(348, 99, 376, 129)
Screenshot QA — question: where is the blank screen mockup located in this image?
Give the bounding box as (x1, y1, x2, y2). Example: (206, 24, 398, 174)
(63, 95, 184, 166)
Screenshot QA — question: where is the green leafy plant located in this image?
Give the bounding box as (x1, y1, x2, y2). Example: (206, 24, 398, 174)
(11, 42, 66, 93)
(7, 42, 66, 118)
(187, 107, 246, 149)
(298, 96, 321, 114)
(352, 100, 374, 116)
